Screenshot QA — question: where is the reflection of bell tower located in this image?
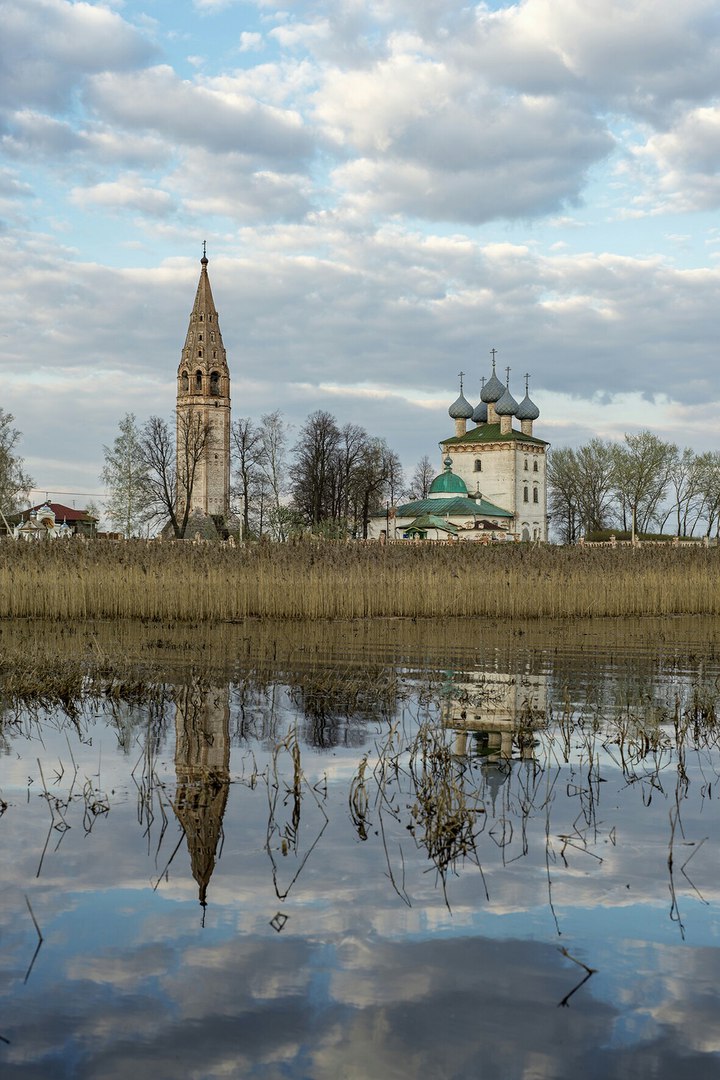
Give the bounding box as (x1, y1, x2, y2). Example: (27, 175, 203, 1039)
(173, 681, 231, 907)
(176, 246, 231, 522)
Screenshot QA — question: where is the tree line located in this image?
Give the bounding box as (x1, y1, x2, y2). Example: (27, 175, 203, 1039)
(549, 431, 720, 542)
(100, 409, 412, 539)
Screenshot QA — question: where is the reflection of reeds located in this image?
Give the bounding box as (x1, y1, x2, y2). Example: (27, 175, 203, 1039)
(4, 540, 720, 619)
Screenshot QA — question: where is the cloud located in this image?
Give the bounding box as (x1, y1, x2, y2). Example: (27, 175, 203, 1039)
(0, 0, 156, 113)
(238, 31, 264, 52)
(315, 51, 611, 222)
(70, 177, 176, 218)
(84, 66, 312, 163)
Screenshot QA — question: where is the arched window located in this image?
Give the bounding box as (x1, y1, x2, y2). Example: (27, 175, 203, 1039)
(195, 370, 203, 391)
(181, 371, 189, 392)
(474, 459, 482, 472)
(523, 487, 529, 503)
(524, 459, 529, 471)
(533, 459, 538, 472)
(533, 488, 539, 503)
(210, 371, 220, 396)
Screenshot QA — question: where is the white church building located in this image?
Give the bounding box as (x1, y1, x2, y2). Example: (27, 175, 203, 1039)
(369, 354, 549, 542)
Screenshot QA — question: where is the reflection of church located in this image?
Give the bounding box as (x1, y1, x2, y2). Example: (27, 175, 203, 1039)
(444, 668, 547, 763)
(173, 682, 230, 907)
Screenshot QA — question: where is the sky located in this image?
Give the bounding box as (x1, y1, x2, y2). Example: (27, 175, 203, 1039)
(2, 0, 720, 511)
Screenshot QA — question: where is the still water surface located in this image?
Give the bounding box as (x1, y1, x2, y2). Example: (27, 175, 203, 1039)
(2, 618, 720, 1079)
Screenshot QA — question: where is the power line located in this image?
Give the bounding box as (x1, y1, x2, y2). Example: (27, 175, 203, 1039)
(29, 489, 109, 498)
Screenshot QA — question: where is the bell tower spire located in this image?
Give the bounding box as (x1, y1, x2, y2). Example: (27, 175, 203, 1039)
(176, 247, 231, 526)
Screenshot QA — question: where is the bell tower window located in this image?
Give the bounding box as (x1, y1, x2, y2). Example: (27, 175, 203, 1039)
(195, 370, 203, 391)
(181, 371, 189, 392)
(210, 371, 220, 396)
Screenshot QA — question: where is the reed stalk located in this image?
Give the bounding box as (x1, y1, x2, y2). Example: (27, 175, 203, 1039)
(1, 538, 720, 621)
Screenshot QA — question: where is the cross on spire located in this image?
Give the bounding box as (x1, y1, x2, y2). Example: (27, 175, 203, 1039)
(505, 365, 511, 387)
(490, 347, 498, 369)
(458, 370, 465, 392)
(524, 372, 530, 393)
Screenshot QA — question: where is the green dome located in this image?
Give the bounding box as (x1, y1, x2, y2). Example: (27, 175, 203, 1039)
(429, 457, 468, 496)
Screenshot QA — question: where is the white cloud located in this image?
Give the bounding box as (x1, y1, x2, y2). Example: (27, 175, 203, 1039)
(238, 31, 264, 52)
(70, 176, 176, 217)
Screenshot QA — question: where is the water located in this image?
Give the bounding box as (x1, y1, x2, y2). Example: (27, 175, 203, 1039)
(1, 618, 720, 1079)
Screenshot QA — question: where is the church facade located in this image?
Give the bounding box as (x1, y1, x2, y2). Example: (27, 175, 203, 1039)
(369, 354, 549, 542)
(176, 250, 231, 528)
(440, 358, 549, 542)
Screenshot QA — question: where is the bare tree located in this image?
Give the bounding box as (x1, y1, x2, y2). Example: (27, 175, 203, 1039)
(0, 409, 33, 516)
(407, 455, 435, 500)
(547, 447, 581, 544)
(258, 410, 289, 540)
(291, 410, 341, 527)
(661, 447, 702, 537)
(694, 451, 720, 538)
(612, 432, 676, 537)
(231, 416, 265, 538)
(141, 412, 211, 537)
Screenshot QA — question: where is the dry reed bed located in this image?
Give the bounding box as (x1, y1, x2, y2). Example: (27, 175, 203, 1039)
(2, 539, 720, 620)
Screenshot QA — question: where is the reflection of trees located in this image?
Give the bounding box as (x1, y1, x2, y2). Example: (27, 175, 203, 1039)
(285, 664, 400, 749)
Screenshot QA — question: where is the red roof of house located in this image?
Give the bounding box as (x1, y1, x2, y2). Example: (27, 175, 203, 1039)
(21, 502, 97, 523)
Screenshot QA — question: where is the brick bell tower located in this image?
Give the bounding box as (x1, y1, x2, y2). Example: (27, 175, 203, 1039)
(176, 245, 231, 524)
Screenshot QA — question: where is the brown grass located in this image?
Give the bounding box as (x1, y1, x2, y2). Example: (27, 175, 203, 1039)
(2, 538, 720, 620)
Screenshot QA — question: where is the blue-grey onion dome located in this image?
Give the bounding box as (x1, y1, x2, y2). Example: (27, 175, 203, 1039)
(448, 392, 474, 419)
(516, 393, 540, 421)
(495, 386, 518, 415)
(472, 399, 488, 422)
(481, 370, 505, 402)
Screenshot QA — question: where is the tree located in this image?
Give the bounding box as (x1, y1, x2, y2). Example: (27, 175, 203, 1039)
(257, 410, 289, 540)
(101, 413, 150, 537)
(230, 416, 265, 538)
(547, 447, 581, 544)
(407, 455, 434, 500)
(291, 410, 342, 527)
(0, 409, 33, 516)
(662, 447, 702, 537)
(348, 437, 397, 538)
(573, 439, 617, 535)
(693, 452, 720, 538)
(612, 432, 676, 537)
(141, 412, 211, 538)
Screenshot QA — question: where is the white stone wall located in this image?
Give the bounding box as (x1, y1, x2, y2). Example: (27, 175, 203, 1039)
(444, 437, 548, 541)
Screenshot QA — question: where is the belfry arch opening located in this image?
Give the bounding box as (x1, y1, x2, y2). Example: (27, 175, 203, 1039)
(210, 371, 220, 396)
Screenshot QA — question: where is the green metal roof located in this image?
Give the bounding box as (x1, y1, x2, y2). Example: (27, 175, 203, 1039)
(395, 495, 513, 519)
(405, 514, 459, 535)
(442, 422, 548, 447)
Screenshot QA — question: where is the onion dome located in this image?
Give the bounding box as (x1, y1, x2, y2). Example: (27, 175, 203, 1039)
(429, 456, 469, 496)
(516, 374, 540, 420)
(495, 367, 518, 416)
(472, 376, 488, 422)
(481, 355, 505, 403)
(448, 372, 474, 419)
